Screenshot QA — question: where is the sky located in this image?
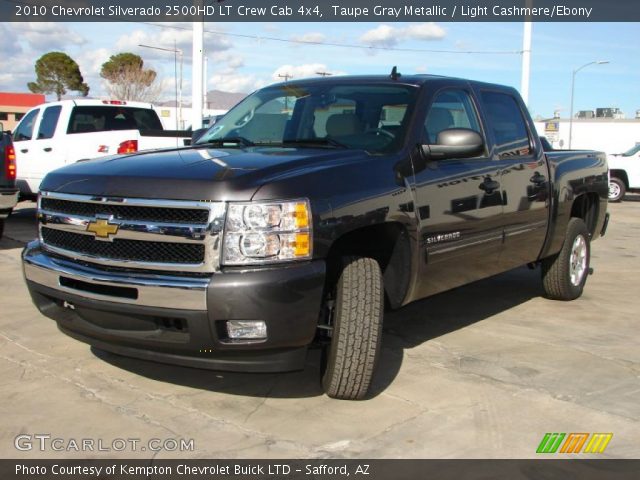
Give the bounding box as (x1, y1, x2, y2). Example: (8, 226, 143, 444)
(0, 21, 638, 119)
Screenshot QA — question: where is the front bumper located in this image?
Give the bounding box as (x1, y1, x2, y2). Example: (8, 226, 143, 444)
(0, 188, 19, 218)
(23, 241, 326, 372)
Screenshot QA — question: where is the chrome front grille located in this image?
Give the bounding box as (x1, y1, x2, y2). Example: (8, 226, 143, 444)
(38, 192, 226, 273)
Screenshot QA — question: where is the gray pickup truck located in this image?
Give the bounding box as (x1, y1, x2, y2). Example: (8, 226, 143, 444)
(23, 73, 609, 399)
(0, 125, 19, 238)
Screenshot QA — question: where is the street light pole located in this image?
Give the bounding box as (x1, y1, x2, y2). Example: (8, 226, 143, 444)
(569, 60, 609, 149)
(139, 43, 184, 129)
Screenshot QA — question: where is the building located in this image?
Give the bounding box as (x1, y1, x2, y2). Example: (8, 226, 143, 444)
(0, 92, 46, 131)
(535, 117, 640, 154)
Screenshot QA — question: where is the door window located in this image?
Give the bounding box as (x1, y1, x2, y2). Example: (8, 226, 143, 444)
(480, 91, 532, 158)
(13, 109, 39, 141)
(37, 106, 62, 140)
(424, 90, 481, 144)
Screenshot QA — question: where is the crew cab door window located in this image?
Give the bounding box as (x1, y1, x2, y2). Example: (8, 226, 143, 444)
(424, 90, 481, 145)
(13, 109, 39, 141)
(479, 91, 532, 158)
(37, 106, 62, 140)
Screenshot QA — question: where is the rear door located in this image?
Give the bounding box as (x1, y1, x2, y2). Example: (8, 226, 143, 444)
(411, 87, 504, 299)
(12, 108, 40, 194)
(477, 89, 550, 269)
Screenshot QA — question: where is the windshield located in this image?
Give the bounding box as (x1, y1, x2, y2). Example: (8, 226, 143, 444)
(196, 82, 419, 154)
(622, 144, 640, 157)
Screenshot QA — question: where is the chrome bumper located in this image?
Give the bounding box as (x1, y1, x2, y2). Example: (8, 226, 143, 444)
(0, 189, 19, 217)
(23, 241, 209, 310)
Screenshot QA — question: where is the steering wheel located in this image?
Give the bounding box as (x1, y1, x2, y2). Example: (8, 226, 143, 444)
(365, 128, 395, 139)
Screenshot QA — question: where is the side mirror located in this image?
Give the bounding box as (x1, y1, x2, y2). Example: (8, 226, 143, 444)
(191, 128, 208, 143)
(422, 128, 484, 160)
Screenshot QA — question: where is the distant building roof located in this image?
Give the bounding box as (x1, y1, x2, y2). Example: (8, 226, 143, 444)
(0, 92, 46, 107)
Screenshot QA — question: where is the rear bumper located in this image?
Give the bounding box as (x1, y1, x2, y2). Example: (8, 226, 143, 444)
(0, 188, 19, 218)
(23, 241, 326, 372)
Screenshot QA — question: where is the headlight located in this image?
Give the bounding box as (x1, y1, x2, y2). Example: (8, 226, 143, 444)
(222, 199, 312, 265)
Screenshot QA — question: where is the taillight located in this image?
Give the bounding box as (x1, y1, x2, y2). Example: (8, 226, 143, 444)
(5, 144, 16, 181)
(117, 140, 138, 154)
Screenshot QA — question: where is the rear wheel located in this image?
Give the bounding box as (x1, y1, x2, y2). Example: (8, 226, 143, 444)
(608, 177, 625, 202)
(541, 218, 590, 300)
(322, 256, 383, 400)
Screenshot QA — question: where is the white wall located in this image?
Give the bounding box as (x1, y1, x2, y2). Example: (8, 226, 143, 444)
(534, 120, 640, 154)
(153, 106, 227, 130)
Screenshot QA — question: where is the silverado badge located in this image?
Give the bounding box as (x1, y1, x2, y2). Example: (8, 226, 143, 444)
(86, 219, 119, 239)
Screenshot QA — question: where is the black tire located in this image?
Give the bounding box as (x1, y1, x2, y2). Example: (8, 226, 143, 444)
(608, 177, 626, 202)
(541, 218, 590, 301)
(0, 219, 4, 239)
(322, 256, 383, 400)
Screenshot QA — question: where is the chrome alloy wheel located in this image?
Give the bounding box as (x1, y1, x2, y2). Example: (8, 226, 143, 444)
(569, 235, 588, 286)
(608, 181, 621, 200)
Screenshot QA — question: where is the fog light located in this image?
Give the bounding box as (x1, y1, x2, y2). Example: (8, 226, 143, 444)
(227, 320, 267, 339)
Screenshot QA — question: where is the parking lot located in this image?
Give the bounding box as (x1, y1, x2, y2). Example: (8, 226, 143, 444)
(1, 199, 639, 459)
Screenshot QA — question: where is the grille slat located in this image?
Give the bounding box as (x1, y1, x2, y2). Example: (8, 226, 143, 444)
(42, 228, 205, 264)
(41, 198, 210, 224)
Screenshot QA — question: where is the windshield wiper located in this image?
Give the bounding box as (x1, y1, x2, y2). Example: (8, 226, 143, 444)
(197, 136, 255, 147)
(281, 138, 348, 149)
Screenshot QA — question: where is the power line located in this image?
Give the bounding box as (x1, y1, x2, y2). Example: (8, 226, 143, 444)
(138, 22, 522, 56)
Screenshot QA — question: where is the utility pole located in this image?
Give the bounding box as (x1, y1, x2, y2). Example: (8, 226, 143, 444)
(191, 6, 204, 130)
(520, 0, 533, 106)
(278, 74, 292, 110)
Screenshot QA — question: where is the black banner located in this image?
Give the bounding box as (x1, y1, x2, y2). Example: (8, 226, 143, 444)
(2, 459, 640, 480)
(2, 0, 640, 22)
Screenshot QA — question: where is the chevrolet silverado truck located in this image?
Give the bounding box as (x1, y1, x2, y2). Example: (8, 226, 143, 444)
(0, 125, 19, 239)
(607, 144, 640, 202)
(22, 73, 609, 400)
(12, 99, 190, 199)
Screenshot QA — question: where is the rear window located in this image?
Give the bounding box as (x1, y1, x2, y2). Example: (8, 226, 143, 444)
(67, 106, 163, 134)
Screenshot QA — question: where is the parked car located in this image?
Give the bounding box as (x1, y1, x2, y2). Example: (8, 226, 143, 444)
(607, 144, 640, 201)
(0, 124, 19, 239)
(12, 99, 190, 199)
(23, 73, 609, 400)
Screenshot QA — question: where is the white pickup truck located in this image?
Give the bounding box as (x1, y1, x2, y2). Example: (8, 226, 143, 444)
(608, 144, 640, 201)
(12, 99, 190, 198)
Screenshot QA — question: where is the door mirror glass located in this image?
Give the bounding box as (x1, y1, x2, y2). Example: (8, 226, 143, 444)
(422, 128, 484, 160)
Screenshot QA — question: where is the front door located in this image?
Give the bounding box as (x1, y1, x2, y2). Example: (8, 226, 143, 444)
(410, 88, 504, 300)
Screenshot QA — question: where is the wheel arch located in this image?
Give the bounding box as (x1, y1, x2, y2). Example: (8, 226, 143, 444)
(323, 221, 413, 310)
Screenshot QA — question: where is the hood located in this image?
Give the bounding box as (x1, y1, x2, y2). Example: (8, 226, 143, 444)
(40, 146, 367, 201)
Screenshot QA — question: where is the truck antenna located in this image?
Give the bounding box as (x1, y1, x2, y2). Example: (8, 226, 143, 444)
(390, 66, 401, 80)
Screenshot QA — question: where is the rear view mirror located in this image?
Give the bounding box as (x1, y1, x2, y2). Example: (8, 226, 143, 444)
(191, 128, 208, 143)
(422, 128, 484, 160)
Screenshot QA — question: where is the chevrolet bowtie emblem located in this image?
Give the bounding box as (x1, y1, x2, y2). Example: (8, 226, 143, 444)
(86, 219, 119, 239)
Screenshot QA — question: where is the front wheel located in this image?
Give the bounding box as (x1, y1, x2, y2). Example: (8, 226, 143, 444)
(608, 177, 626, 202)
(322, 256, 383, 400)
(541, 218, 591, 300)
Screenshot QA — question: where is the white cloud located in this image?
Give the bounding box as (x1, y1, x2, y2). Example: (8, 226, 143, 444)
(209, 73, 265, 93)
(115, 24, 231, 61)
(0, 24, 21, 55)
(290, 32, 327, 44)
(360, 23, 446, 47)
(403, 23, 447, 41)
(359, 25, 396, 48)
(22, 22, 86, 50)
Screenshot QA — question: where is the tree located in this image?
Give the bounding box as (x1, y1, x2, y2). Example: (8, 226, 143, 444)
(100, 53, 160, 103)
(28, 52, 89, 100)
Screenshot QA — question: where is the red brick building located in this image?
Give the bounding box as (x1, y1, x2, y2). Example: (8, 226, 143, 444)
(0, 92, 46, 131)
